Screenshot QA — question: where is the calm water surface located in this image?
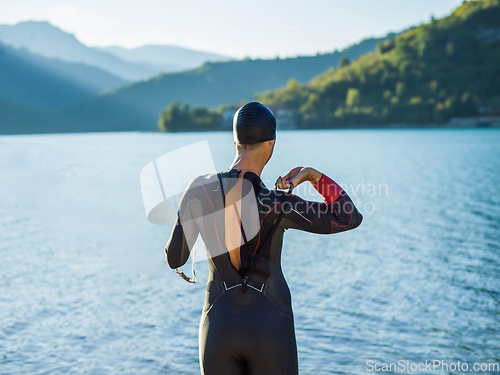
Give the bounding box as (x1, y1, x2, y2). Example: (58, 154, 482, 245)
(0, 129, 499, 374)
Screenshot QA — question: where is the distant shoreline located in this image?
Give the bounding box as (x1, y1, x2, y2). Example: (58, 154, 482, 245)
(160, 116, 500, 133)
(2, 118, 500, 136)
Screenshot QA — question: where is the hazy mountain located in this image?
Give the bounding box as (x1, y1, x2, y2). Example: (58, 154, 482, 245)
(97, 45, 233, 73)
(0, 21, 235, 80)
(0, 21, 160, 80)
(0, 42, 124, 108)
(63, 35, 393, 132)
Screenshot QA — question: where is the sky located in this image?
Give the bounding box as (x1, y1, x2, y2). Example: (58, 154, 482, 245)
(2, 0, 466, 59)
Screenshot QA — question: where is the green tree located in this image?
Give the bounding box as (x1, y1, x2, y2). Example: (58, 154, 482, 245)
(339, 56, 351, 68)
(158, 101, 221, 132)
(395, 82, 406, 97)
(159, 101, 188, 132)
(346, 88, 361, 106)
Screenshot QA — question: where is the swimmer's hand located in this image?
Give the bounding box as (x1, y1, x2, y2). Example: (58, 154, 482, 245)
(275, 167, 322, 190)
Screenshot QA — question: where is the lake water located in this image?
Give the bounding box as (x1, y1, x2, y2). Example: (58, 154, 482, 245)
(1, 129, 499, 374)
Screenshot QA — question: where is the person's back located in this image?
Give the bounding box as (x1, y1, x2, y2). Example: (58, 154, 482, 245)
(165, 102, 363, 375)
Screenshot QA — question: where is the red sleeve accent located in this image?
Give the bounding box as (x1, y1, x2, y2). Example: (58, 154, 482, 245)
(312, 173, 343, 204)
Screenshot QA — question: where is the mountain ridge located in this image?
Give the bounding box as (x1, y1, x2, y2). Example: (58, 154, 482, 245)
(61, 34, 394, 132)
(0, 21, 233, 81)
(0, 41, 124, 109)
(97, 44, 234, 72)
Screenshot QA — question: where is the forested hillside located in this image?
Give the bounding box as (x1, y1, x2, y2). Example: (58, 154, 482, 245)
(257, 0, 500, 127)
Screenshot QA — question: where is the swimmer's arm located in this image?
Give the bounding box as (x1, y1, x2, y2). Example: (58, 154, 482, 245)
(165, 212, 190, 269)
(282, 173, 363, 234)
(313, 172, 363, 232)
(165, 198, 201, 269)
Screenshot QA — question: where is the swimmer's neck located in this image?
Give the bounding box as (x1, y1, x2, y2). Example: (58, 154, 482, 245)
(229, 152, 266, 177)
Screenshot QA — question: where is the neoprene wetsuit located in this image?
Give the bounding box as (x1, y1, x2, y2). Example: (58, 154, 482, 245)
(165, 168, 363, 375)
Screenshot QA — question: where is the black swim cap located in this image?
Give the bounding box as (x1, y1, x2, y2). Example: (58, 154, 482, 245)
(233, 102, 276, 144)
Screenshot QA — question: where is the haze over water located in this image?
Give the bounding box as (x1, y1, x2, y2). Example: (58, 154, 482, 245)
(1, 129, 499, 374)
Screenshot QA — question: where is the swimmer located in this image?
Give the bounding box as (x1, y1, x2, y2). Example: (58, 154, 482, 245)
(165, 101, 363, 375)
